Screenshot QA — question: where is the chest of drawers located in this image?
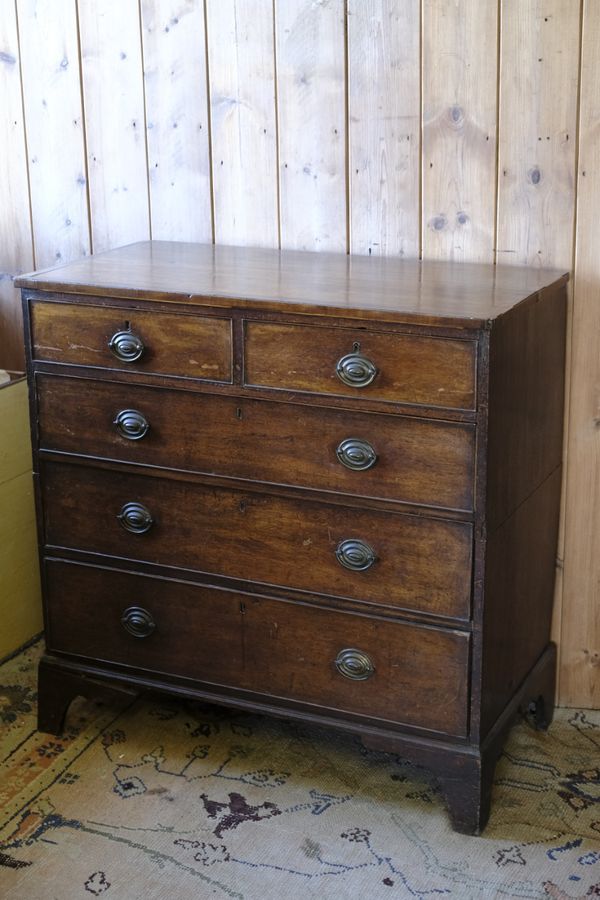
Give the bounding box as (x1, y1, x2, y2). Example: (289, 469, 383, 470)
(18, 242, 568, 834)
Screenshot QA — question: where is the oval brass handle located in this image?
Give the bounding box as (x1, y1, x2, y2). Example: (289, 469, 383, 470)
(335, 539, 377, 571)
(335, 648, 375, 681)
(336, 438, 377, 471)
(121, 606, 156, 638)
(108, 329, 145, 363)
(336, 352, 378, 388)
(113, 409, 149, 441)
(117, 502, 154, 534)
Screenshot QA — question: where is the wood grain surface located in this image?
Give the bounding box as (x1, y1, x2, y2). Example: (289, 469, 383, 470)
(347, 0, 420, 258)
(2, 1, 598, 706)
(77, 1, 150, 253)
(42, 460, 474, 620)
(36, 373, 475, 511)
(16, 0, 90, 270)
(207, 0, 278, 248)
(422, 0, 497, 262)
(0, 3, 33, 370)
(17, 241, 567, 327)
(561, 0, 600, 708)
(44, 558, 470, 736)
(140, 0, 212, 243)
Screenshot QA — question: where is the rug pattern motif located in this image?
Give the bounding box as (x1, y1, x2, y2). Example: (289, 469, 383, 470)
(1, 640, 599, 899)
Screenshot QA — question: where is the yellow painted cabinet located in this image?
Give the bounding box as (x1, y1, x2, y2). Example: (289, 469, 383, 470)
(0, 376, 42, 659)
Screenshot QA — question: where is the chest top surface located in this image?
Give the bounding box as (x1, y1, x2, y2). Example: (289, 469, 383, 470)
(16, 241, 568, 329)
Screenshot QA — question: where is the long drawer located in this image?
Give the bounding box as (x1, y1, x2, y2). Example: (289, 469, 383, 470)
(245, 321, 477, 410)
(44, 559, 470, 737)
(37, 374, 475, 511)
(29, 300, 233, 382)
(41, 461, 473, 620)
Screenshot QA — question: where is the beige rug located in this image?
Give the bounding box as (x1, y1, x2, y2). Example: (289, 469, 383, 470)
(1, 638, 599, 899)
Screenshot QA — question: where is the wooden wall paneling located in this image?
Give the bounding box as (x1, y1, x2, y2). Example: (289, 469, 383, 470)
(140, 0, 212, 243)
(77, 0, 150, 253)
(17, 0, 90, 270)
(206, 0, 278, 248)
(276, 0, 346, 252)
(347, 0, 420, 258)
(496, 0, 579, 268)
(422, 0, 498, 263)
(0, 3, 34, 370)
(561, 0, 600, 708)
(497, 1, 581, 704)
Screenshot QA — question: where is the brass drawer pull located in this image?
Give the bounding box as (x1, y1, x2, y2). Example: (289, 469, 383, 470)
(117, 502, 154, 534)
(335, 648, 375, 681)
(336, 350, 378, 388)
(108, 328, 145, 363)
(121, 606, 156, 638)
(113, 409, 149, 441)
(336, 437, 377, 471)
(335, 539, 377, 571)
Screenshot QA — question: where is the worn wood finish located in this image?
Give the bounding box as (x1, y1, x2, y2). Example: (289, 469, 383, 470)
(17, 241, 568, 327)
(486, 283, 567, 529)
(347, 0, 420, 258)
(23, 241, 567, 833)
(37, 374, 475, 511)
(44, 559, 470, 737)
(245, 320, 477, 410)
(30, 300, 232, 382)
(2, 8, 600, 701)
(480, 468, 563, 735)
(42, 460, 473, 620)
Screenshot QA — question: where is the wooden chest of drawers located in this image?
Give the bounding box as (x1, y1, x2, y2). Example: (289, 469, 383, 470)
(18, 242, 568, 834)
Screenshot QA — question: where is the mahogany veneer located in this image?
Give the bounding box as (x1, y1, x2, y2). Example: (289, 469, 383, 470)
(18, 241, 568, 834)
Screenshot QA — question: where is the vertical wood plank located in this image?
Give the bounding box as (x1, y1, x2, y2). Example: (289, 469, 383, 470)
(347, 0, 419, 258)
(17, 0, 90, 269)
(561, 0, 600, 708)
(77, 0, 150, 253)
(496, 0, 581, 706)
(422, 0, 498, 263)
(140, 0, 212, 242)
(276, 0, 346, 252)
(496, 0, 579, 268)
(206, 0, 278, 248)
(0, 3, 34, 370)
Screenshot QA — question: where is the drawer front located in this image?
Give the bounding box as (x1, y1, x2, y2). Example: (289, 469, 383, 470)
(30, 301, 232, 382)
(37, 375, 475, 511)
(45, 560, 470, 737)
(245, 321, 477, 410)
(42, 462, 472, 620)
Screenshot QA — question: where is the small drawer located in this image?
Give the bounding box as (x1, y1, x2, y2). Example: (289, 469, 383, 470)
(37, 374, 476, 511)
(45, 560, 470, 737)
(42, 462, 473, 620)
(29, 300, 232, 382)
(244, 321, 477, 410)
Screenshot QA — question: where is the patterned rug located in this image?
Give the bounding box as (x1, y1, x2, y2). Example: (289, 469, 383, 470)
(1, 639, 599, 899)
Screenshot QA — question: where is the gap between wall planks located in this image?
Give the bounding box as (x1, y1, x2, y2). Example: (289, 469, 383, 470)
(0, 0, 597, 707)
